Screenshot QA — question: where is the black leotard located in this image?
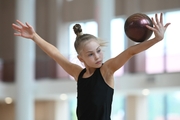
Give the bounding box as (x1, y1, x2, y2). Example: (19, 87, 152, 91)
(76, 68, 114, 120)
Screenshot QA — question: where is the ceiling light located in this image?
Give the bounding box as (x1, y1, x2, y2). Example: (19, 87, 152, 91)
(60, 94, 68, 100)
(142, 89, 150, 96)
(5, 97, 13, 104)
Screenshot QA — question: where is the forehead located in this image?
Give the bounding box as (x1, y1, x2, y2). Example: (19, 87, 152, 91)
(82, 39, 100, 52)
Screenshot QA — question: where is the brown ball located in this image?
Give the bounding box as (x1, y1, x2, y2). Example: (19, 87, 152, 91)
(124, 13, 153, 42)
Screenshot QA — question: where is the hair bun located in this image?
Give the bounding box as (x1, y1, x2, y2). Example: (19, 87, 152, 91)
(73, 24, 83, 37)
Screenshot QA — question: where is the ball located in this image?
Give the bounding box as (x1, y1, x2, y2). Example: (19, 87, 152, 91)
(124, 13, 153, 42)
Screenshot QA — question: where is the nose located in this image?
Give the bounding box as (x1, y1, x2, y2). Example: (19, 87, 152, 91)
(94, 53, 99, 60)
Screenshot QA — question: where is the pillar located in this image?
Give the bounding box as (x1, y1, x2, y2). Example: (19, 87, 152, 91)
(56, 0, 69, 78)
(94, 0, 115, 61)
(55, 100, 69, 120)
(15, 0, 36, 120)
(125, 95, 148, 120)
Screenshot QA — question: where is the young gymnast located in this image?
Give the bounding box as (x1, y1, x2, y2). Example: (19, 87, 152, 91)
(12, 13, 170, 120)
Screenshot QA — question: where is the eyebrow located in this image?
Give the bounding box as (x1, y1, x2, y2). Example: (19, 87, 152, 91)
(86, 46, 100, 53)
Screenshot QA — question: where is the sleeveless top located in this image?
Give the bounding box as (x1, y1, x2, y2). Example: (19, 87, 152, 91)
(76, 68, 114, 120)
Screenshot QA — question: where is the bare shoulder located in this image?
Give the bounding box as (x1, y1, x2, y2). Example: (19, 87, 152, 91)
(71, 64, 83, 81)
(100, 63, 114, 88)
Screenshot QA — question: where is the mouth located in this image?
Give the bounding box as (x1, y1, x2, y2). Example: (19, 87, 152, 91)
(95, 60, 102, 64)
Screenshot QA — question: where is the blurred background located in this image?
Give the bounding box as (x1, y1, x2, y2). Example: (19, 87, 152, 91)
(0, 0, 180, 120)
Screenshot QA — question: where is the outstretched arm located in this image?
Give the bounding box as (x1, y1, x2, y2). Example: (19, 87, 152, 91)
(105, 13, 170, 73)
(12, 20, 82, 81)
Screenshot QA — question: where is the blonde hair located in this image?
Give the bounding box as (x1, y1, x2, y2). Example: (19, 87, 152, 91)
(73, 24, 106, 54)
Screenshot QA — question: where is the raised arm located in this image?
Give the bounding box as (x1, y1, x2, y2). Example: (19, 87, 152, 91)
(105, 13, 170, 73)
(12, 20, 82, 81)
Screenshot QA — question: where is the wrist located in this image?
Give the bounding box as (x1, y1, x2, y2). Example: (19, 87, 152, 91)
(152, 37, 162, 43)
(156, 37, 163, 42)
(32, 32, 37, 41)
(155, 35, 164, 41)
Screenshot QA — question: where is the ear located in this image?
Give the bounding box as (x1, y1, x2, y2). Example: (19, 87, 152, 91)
(77, 55, 84, 62)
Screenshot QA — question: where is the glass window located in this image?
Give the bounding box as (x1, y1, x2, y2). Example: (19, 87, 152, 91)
(148, 92, 180, 120)
(167, 92, 180, 120)
(111, 18, 125, 76)
(145, 14, 165, 74)
(111, 95, 125, 120)
(145, 11, 180, 74)
(165, 11, 180, 72)
(148, 94, 165, 120)
(69, 98, 77, 120)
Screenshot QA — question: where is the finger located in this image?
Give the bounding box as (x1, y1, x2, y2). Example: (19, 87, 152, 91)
(155, 13, 160, 24)
(16, 20, 26, 27)
(164, 23, 171, 29)
(12, 23, 21, 29)
(12, 23, 21, 30)
(160, 13, 163, 24)
(146, 25, 156, 31)
(14, 33, 21, 36)
(26, 22, 32, 28)
(151, 17, 158, 28)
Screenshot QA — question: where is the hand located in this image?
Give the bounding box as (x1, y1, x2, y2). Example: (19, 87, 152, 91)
(146, 13, 171, 41)
(12, 20, 35, 39)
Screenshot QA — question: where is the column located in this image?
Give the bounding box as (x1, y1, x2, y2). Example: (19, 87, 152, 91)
(123, 0, 146, 73)
(125, 95, 148, 120)
(94, 0, 115, 61)
(15, 0, 36, 120)
(56, 0, 69, 78)
(55, 100, 69, 120)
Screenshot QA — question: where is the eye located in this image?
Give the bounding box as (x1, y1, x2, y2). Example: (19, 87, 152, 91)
(88, 53, 93, 56)
(97, 49, 101, 53)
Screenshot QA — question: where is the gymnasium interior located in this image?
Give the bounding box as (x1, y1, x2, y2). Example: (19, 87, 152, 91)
(0, 0, 180, 120)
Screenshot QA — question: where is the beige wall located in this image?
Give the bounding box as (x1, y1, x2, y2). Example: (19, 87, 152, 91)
(0, 0, 15, 60)
(0, 102, 15, 120)
(62, 0, 180, 22)
(35, 101, 56, 120)
(0, 101, 56, 120)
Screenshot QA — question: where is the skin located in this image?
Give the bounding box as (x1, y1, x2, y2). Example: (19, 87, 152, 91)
(12, 13, 170, 89)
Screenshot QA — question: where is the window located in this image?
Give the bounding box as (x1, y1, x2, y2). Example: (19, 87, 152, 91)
(148, 92, 180, 120)
(111, 18, 125, 76)
(165, 11, 180, 72)
(148, 94, 165, 120)
(167, 92, 180, 120)
(111, 95, 125, 120)
(145, 11, 180, 74)
(145, 14, 165, 74)
(69, 98, 77, 120)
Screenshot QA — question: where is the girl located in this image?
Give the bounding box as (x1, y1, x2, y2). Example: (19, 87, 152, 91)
(12, 13, 170, 120)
